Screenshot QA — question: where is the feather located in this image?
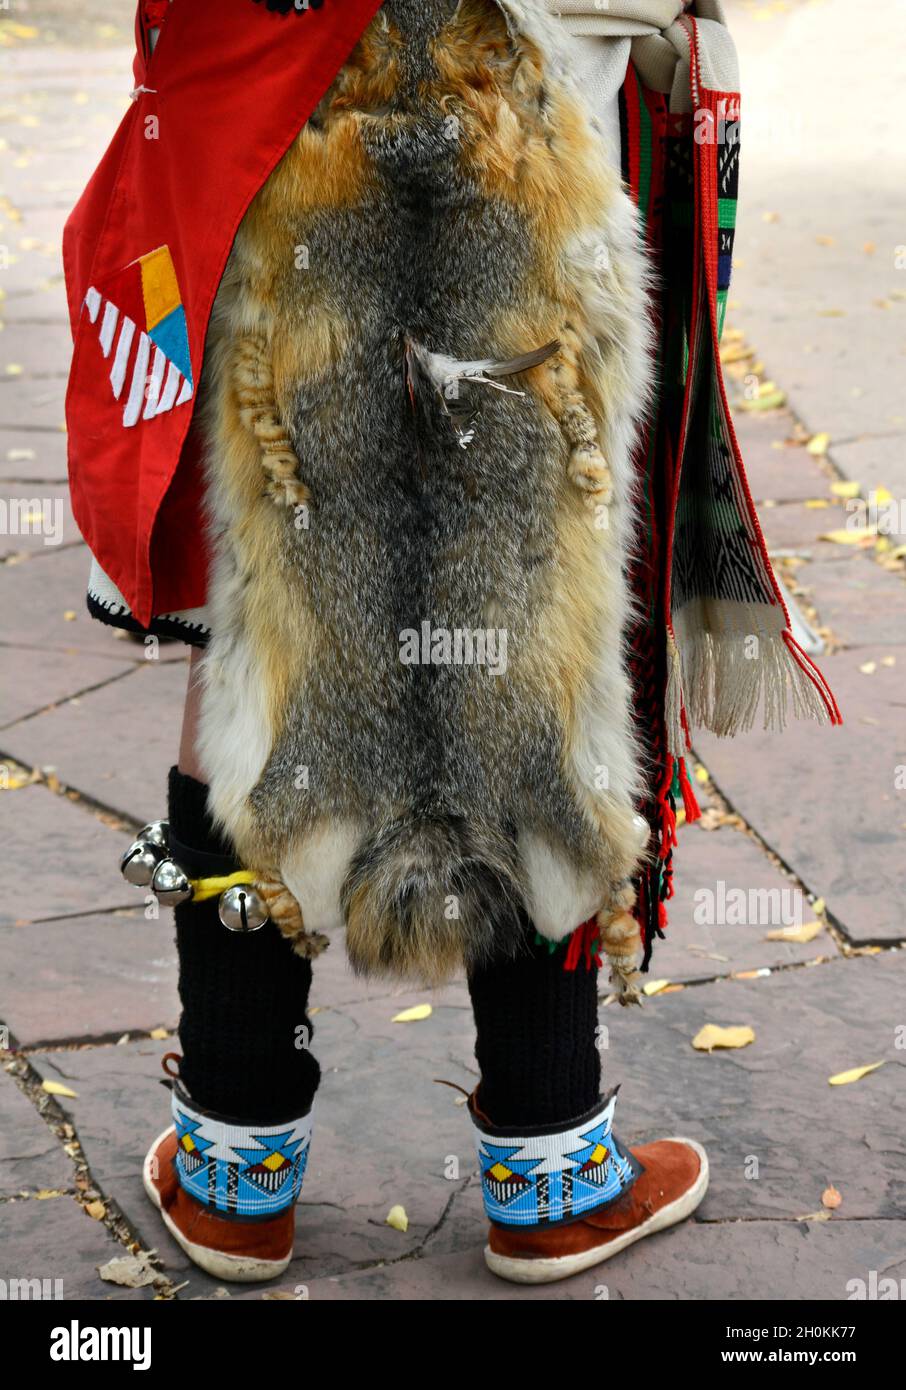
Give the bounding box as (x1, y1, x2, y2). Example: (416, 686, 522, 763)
(404, 336, 560, 445)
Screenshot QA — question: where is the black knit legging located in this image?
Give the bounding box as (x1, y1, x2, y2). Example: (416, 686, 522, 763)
(169, 769, 601, 1127)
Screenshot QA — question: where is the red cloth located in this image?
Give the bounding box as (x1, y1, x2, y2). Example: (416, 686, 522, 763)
(141, 0, 170, 30)
(64, 0, 382, 626)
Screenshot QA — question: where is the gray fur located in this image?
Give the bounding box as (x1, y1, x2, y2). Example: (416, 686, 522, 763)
(200, 0, 651, 980)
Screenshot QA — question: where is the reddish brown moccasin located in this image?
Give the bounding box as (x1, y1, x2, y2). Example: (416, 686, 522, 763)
(485, 1137, 708, 1284)
(143, 1127, 295, 1283)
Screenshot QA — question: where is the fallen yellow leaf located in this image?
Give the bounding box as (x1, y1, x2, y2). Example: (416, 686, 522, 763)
(149, 1027, 169, 1041)
(812, 898, 826, 917)
(739, 388, 786, 412)
(804, 499, 830, 509)
(806, 432, 830, 456)
(642, 979, 671, 997)
(822, 1185, 842, 1210)
(820, 526, 877, 545)
(828, 1062, 884, 1086)
(719, 343, 754, 365)
(385, 1204, 408, 1232)
(859, 661, 877, 675)
(391, 1003, 432, 1023)
(41, 1080, 77, 1099)
(830, 479, 860, 499)
(85, 1200, 106, 1221)
(692, 1024, 755, 1052)
(766, 920, 824, 943)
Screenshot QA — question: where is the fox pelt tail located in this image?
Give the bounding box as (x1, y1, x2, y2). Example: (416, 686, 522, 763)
(340, 813, 527, 983)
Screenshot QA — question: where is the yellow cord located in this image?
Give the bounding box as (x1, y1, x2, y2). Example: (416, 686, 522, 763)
(188, 870, 257, 903)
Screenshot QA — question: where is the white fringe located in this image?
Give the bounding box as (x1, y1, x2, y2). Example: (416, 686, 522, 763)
(666, 600, 835, 755)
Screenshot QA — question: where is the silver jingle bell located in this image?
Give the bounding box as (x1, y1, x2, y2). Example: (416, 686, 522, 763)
(218, 885, 269, 933)
(150, 858, 194, 907)
(136, 819, 169, 849)
(120, 839, 166, 887)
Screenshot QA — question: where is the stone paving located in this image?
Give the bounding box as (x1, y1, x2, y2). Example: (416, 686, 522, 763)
(0, 1, 904, 1302)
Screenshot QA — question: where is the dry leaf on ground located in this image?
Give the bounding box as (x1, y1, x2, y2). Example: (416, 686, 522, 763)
(385, 1204, 409, 1232)
(765, 921, 825, 944)
(692, 1024, 755, 1052)
(97, 1251, 162, 1289)
(820, 526, 877, 545)
(828, 1062, 884, 1086)
(41, 1079, 77, 1099)
(822, 1185, 843, 1210)
(391, 1004, 432, 1023)
(739, 388, 787, 412)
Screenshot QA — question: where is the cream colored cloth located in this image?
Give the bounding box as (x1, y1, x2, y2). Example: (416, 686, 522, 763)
(546, 1, 738, 113)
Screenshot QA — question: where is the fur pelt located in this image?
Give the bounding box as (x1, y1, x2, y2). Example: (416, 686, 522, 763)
(198, 0, 653, 984)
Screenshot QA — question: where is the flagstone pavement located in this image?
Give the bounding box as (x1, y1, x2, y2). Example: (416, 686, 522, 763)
(1, 0, 904, 1301)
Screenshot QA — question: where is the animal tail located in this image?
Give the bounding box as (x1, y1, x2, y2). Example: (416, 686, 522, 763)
(341, 813, 526, 984)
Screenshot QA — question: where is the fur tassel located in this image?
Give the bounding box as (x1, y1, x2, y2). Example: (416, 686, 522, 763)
(254, 877, 330, 960)
(341, 814, 526, 984)
(597, 902, 644, 1006)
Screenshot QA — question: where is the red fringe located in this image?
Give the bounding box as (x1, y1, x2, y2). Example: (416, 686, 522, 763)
(782, 629, 843, 726)
(677, 757, 702, 823)
(563, 918, 602, 973)
(658, 757, 678, 850)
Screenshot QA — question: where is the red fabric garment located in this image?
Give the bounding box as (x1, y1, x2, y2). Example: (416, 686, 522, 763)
(64, 0, 382, 627)
(141, 0, 171, 30)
